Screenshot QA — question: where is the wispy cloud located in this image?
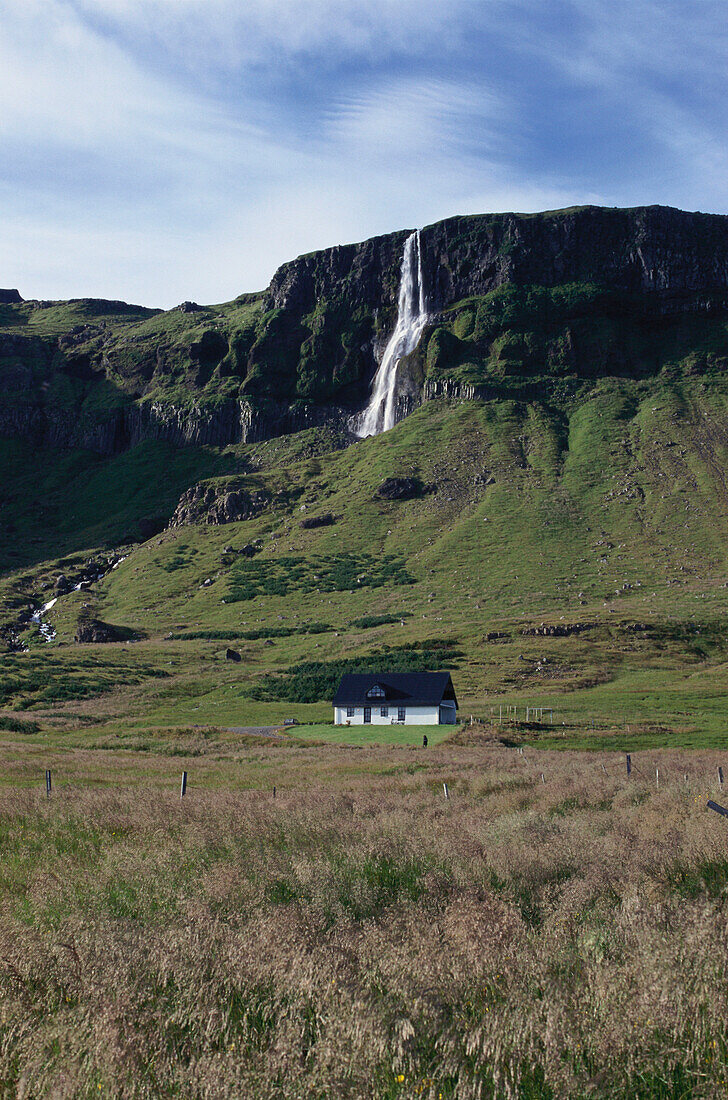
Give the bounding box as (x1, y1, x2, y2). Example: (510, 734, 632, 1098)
(0, 0, 725, 305)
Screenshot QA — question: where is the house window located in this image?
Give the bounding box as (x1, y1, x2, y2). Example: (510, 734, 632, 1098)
(398, 706, 406, 722)
(367, 685, 385, 698)
(380, 706, 388, 717)
(346, 707, 354, 717)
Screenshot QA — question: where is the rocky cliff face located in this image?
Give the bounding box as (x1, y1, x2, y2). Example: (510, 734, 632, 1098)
(420, 205, 728, 305)
(0, 393, 348, 456)
(3, 205, 728, 456)
(268, 206, 728, 317)
(253, 205, 728, 411)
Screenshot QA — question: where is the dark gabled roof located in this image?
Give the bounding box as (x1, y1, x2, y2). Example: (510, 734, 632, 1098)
(333, 672, 457, 708)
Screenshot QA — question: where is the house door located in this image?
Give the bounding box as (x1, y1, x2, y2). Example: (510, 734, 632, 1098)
(363, 707, 371, 724)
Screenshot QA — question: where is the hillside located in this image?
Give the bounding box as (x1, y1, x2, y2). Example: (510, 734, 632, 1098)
(3, 205, 728, 747)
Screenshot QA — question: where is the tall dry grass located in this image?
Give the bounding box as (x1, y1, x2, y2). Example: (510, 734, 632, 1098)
(0, 741, 727, 1097)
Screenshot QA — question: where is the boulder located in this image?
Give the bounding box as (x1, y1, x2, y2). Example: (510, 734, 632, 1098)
(75, 618, 133, 644)
(226, 648, 242, 662)
(300, 512, 336, 529)
(375, 477, 424, 501)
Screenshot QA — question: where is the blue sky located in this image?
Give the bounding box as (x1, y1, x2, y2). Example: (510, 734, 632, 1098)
(1, 0, 726, 307)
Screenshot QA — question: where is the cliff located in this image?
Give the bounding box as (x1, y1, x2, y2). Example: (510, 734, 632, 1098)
(2, 205, 728, 455)
(266, 205, 728, 317)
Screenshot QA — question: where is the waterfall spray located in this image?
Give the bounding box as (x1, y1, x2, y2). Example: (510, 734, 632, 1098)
(354, 230, 428, 437)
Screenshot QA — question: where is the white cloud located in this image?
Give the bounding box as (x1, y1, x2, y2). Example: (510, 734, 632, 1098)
(1, 0, 725, 306)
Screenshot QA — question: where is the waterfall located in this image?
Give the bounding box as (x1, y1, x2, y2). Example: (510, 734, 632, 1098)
(354, 229, 428, 437)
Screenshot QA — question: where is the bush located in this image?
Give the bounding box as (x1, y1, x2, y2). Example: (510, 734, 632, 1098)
(0, 715, 40, 734)
(248, 640, 462, 702)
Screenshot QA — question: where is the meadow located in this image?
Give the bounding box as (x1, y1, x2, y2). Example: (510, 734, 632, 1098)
(3, 366, 728, 1096)
(0, 729, 727, 1097)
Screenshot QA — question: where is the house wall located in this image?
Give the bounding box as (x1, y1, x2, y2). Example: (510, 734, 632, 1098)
(439, 702, 457, 724)
(334, 705, 444, 726)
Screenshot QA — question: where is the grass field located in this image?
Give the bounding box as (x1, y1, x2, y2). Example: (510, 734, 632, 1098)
(0, 729, 727, 1097)
(4, 387, 728, 754)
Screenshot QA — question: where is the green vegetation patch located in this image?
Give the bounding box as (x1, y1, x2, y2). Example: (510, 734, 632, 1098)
(226, 552, 414, 603)
(248, 639, 462, 702)
(156, 544, 198, 574)
(168, 623, 332, 641)
(0, 715, 40, 734)
(0, 653, 169, 710)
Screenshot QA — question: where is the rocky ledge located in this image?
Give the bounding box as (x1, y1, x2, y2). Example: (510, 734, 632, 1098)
(169, 482, 272, 526)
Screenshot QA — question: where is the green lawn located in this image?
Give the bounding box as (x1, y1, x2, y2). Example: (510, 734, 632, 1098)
(289, 722, 455, 746)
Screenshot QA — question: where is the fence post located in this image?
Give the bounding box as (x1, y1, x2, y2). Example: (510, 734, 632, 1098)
(273, 786, 276, 798)
(719, 767, 724, 790)
(540, 772, 545, 784)
(656, 767, 659, 790)
(601, 763, 607, 775)
(45, 769, 51, 798)
(443, 782, 450, 800)
(626, 754, 631, 777)
(180, 771, 188, 799)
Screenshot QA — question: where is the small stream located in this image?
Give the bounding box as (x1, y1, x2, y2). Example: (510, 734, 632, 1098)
(26, 552, 130, 645)
(30, 597, 58, 642)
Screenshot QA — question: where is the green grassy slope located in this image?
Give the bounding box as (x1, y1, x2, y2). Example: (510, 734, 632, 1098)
(4, 371, 728, 747)
(0, 293, 264, 414)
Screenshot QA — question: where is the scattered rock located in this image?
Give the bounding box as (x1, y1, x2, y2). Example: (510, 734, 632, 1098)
(226, 648, 242, 662)
(177, 301, 202, 313)
(55, 574, 70, 595)
(521, 622, 596, 638)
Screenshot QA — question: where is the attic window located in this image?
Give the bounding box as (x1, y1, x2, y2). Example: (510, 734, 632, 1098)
(366, 685, 386, 698)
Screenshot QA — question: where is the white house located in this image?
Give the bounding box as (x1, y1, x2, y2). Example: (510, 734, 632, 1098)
(333, 672, 458, 726)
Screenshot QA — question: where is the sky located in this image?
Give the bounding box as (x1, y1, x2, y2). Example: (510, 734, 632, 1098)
(1, 0, 727, 308)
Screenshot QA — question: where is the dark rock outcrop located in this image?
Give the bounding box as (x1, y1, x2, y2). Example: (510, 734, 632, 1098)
(375, 477, 424, 501)
(0, 289, 23, 304)
(300, 513, 336, 529)
(75, 618, 133, 644)
(169, 482, 271, 526)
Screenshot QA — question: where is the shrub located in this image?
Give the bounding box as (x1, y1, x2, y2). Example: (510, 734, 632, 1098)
(248, 640, 462, 702)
